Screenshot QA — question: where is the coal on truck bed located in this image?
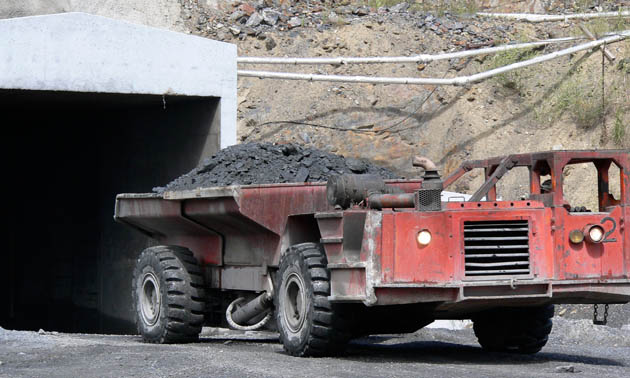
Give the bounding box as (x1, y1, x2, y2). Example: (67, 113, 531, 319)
(153, 142, 399, 192)
(116, 149, 630, 357)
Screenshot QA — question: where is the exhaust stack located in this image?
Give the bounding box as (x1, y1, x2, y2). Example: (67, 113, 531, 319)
(412, 156, 443, 211)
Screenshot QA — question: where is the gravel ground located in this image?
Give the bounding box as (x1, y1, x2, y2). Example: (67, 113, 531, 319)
(2, 319, 629, 378)
(556, 303, 630, 329)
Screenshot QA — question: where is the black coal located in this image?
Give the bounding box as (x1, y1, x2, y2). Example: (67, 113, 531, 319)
(153, 143, 399, 192)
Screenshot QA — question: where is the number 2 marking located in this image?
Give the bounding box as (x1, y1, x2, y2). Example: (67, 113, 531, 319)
(600, 217, 617, 243)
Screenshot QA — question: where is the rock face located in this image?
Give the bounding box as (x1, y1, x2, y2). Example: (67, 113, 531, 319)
(154, 142, 399, 192)
(0, 0, 187, 31)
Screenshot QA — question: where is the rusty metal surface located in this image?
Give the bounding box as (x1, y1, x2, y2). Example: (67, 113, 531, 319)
(469, 155, 515, 202)
(115, 180, 422, 268)
(328, 150, 629, 307)
(367, 193, 415, 209)
(327, 174, 400, 208)
(115, 150, 629, 313)
(116, 182, 334, 268)
(443, 149, 629, 208)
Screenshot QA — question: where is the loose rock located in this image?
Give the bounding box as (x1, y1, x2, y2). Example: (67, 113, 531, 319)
(154, 143, 398, 192)
(239, 3, 256, 16)
(229, 10, 246, 22)
(353, 6, 370, 16)
(327, 11, 339, 24)
(245, 12, 263, 27)
(555, 365, 581, 373)
(265, 36, 277, 50)
(390, 2, 410, 13)
(345, 157, 367, 173)
(262, 9, 280, 26)
(287, 17, 302, 29)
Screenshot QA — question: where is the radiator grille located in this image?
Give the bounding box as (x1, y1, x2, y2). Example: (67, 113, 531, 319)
(464, 220, 530, 277)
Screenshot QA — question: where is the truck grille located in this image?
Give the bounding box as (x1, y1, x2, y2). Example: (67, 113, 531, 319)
(464, 220, 530, 277)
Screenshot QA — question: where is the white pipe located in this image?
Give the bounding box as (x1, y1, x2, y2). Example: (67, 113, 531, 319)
(238, 36, 583, 65)
(463, 31, 628, 82)
(239, 70, 453, 85)
(478, 11, 630, 22)
(237, 31, 630, 86)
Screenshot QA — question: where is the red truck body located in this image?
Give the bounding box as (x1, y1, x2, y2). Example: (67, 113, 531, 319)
(115, 149, 629, 354)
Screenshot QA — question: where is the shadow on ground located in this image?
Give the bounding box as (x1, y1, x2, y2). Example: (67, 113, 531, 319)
(344, 337, 624, 367)
(194, 330, 625, 368)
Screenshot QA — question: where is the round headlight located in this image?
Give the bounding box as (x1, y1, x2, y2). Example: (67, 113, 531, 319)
(417, 230, 432, 246)
(569, 229, 584, 244)
(586, 225, 604, 243)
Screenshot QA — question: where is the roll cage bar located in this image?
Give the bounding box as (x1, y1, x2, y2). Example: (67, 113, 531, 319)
(443, 150, 629, 211)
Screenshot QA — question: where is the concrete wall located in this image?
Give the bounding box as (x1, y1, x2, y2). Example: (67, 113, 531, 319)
(0, 12, 237, 147)
(0, 13, 237, 333)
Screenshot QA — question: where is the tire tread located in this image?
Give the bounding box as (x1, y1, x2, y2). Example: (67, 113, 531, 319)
(132, 245, 205, 344)
(276, 242, 350, 357)
(473, 304, 554, 354)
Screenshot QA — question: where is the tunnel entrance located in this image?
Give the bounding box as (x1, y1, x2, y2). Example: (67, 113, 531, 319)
(1, 89, 221, 333)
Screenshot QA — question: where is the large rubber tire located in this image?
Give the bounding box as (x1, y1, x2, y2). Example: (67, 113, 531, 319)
(132, 245, 205, 343)
(472, 304, 554, 354)
(275, 243, 350, 357)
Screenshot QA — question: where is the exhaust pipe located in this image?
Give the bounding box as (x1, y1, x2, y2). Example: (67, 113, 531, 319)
(412, 156, 438, 171)
(367, 193, 415, 209)
(327, 174, 403, 209)
(327, 157, 443, 211)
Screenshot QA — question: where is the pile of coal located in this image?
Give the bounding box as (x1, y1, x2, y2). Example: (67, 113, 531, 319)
(153, 142, 399, 192)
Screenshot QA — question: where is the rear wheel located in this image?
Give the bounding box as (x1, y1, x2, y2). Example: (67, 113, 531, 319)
(132, 245, 205, 343)
(275, 243, 350, 356)
(472, 304, 554, 354)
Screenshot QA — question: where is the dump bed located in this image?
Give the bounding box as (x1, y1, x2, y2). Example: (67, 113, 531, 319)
(115, 180, 422, 267)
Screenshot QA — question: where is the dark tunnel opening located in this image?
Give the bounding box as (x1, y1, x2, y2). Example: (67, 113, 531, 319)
(0, 89, 221, 334)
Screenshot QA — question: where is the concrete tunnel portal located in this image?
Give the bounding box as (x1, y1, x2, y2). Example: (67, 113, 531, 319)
(0, 13, 237, 333)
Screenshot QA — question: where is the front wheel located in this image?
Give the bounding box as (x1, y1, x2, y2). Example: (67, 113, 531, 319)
(275, 243, 350, 357)
(472, 304, 554, 354)
(132, 245, 205, 343)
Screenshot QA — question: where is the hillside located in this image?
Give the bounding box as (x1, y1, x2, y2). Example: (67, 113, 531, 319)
(180, 1, 630, 206)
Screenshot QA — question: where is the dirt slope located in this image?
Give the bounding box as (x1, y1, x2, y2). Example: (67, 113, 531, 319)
(180, 1, 630, 203)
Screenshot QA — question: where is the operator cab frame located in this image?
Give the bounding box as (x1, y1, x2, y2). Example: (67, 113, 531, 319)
(442, 150, 629, 213)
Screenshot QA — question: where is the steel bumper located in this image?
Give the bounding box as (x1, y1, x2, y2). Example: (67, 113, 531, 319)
(330, 279, 630, 308)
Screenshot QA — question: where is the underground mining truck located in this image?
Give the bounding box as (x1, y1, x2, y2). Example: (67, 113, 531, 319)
(115, 150, 630, 356)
